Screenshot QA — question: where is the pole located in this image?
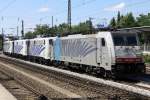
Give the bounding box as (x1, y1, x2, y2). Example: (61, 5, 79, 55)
(17, 18, 20, 39)
(2, 28, 4, 51)
(52, 16, 54, 28)
(1, 17, 4, 51)
(17, 26, 19, 37)
(40, 18, 42, 25)
(2, 28, 4, 35)
(68, 0, 71, 33)
(21, 20, 24, 38)
(89, 17, 93, 34)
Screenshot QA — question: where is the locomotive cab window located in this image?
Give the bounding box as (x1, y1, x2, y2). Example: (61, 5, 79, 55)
(113, 36, 124, 46)
(126, 36, 137, 46)
(101, 38, 106, 47)
(113, 34, 138, 46)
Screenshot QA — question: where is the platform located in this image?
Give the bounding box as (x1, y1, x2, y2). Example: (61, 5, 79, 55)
(0, 84, 17, 100)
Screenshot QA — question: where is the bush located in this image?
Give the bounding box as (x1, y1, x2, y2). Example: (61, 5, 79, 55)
(143, 55, 150, 63)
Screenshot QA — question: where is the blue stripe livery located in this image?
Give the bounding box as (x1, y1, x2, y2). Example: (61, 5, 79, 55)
(30, 45, 45, 56)
(14, 45, 23, 53)
(54, 37, 61, 61)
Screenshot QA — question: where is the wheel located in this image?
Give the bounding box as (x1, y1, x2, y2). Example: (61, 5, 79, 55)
(98, 67, 106, 78)
(106, 71, 112, 79)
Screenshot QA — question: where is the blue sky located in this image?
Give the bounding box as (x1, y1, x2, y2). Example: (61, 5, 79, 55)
(0, 0, 150, 36)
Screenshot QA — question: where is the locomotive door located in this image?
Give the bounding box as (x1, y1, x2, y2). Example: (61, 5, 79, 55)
(101, 38, 109, 67)
(97, 38, 108, 67)
(97, 38, 102, 64)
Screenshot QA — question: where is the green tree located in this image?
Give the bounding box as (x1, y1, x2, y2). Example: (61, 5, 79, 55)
(137, 13, 150, 26)
(109, 17, 116, 28)
(25, 31, 35, 39)
(69, 20, 93, 34)
(34, 24, 51, 36)
(119, 12, 137, 28)
(57, 23, 69, 36)
(24, 20, 94, 38)
(109, 12, 140, 28)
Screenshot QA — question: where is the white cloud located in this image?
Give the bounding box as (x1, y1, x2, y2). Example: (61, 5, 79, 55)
(104, 2, 125, 11)
(38, 7, 49, 13)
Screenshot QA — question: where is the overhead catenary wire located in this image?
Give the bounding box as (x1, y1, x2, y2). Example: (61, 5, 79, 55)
(51, 0, 150, 19)
(73, 0, 150, 22)
(0, 0, 149, 21)
(57, 0, 97, 15)
(1, 0, 150, 33)
(40, 0, 98, 20)
(0, 0, 17, 14)
(41, 0, 150, 26)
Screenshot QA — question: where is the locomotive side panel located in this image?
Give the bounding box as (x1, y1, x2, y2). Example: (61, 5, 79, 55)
(28, 39, 46, 59)
(28, 37, 56, 60)
(60, 37, 97, 66)
(58, 32, 114, 71)
(14, 40, 27, 56)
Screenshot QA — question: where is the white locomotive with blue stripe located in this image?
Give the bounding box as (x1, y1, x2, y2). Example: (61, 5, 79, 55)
(3, 31, 146, 78)
(28, 37, 56, 64)
(13, 40, 28, 57)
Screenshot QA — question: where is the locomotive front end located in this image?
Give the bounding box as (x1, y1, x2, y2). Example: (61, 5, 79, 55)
(112, 31, 146, 77)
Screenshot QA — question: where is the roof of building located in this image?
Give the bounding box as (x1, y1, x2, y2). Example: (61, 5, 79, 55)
(117, 26, 150, 33)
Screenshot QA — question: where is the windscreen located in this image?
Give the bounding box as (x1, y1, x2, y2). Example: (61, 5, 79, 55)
(113, 34, 138, 46)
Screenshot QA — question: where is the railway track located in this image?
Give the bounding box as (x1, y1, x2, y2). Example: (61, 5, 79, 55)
(0, 55, 149, 100)
(0, 70, 44, 100)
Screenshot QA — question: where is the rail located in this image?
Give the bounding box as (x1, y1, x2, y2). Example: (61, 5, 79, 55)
(0, 55, 149, 99)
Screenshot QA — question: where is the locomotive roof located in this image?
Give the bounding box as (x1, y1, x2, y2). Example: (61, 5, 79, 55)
(14, 39, 28, 41)
(61, 32, 112, 39)
(30, 37, 56, 41)
(4, 40, 13, 43)
(61, 34, 98, 39)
